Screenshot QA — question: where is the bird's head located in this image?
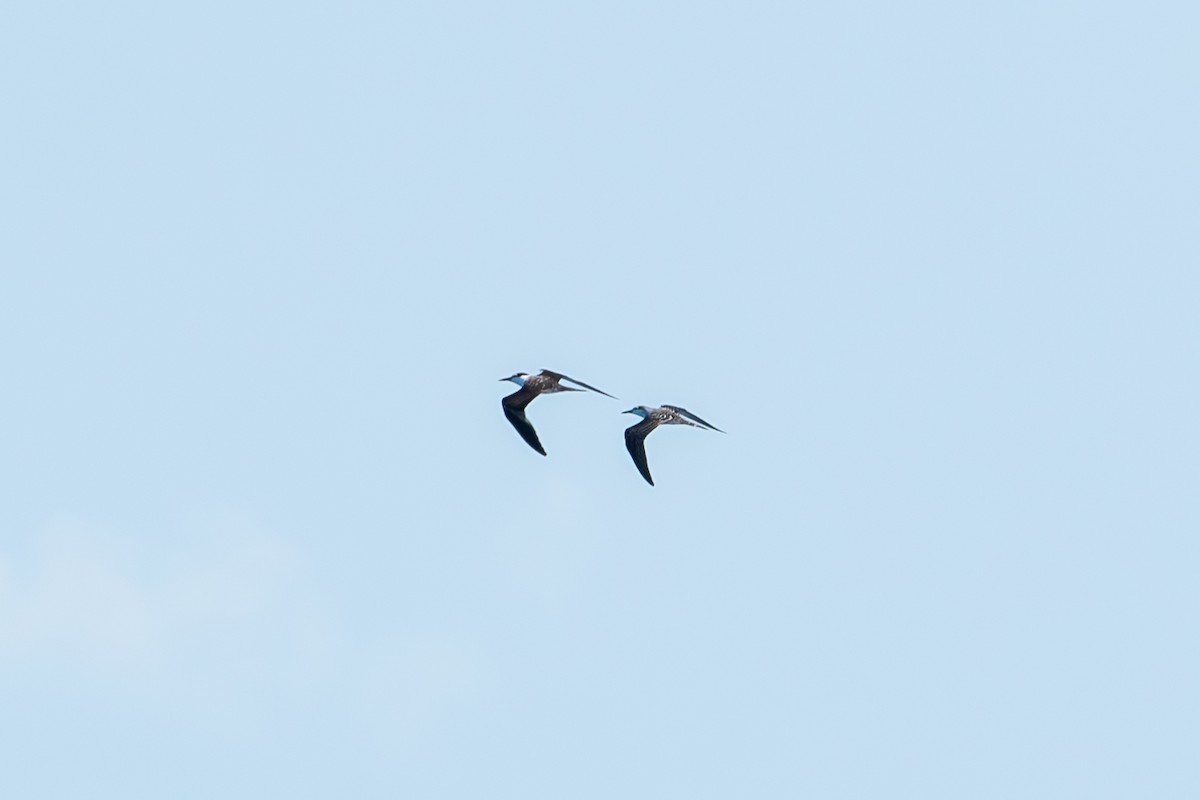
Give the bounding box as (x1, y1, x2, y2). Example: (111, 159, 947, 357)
(622, 406, 651, 418)
(500, 372, 530, 386)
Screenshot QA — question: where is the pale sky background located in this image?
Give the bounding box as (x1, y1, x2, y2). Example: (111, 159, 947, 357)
(2, 1, 1198, 798)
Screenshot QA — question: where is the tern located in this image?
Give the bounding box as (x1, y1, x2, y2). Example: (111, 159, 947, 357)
(622, 405, 724, 486)
(500, 369, 617, 455)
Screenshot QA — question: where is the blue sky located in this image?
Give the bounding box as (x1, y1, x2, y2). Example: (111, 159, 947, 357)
(2, 1, 1197, 797)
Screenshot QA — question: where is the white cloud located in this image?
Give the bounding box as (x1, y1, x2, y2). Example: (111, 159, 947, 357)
(0, 512, 484, 735)
(0, 516, 156, 669)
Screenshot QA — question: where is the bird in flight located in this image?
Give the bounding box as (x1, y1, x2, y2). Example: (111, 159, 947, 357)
(622, 405, 724, 486)
(499, 369, 617, 455)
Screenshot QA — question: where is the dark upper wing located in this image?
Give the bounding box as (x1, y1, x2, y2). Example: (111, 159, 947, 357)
(539, 369, 617, 399)
(623, 418, 660, 486)
(663, 405, 724, 433)
(502, 388, 546, 455)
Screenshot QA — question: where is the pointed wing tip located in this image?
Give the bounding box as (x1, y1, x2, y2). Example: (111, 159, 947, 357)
(503, 401, 547, 455)
(552, 372, 616, 399)
(624, 423, 656, 486)
(667, 405, 723, 432)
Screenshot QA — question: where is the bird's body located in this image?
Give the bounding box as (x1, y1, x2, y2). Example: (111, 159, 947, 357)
(622, 405, 724, 486)
(500, 369, 616, 455)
